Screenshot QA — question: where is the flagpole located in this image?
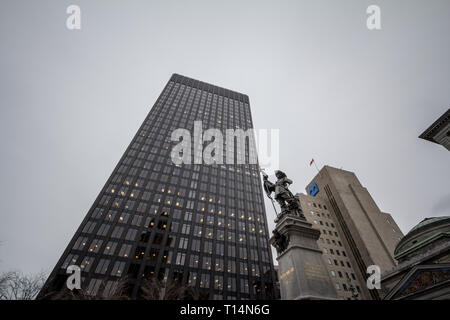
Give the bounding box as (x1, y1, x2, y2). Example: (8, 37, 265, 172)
(311, 158, 322, 178)
(314, 161, 320, 175)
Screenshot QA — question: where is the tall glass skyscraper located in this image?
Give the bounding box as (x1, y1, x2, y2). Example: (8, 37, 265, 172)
(38, 74, 277, 300)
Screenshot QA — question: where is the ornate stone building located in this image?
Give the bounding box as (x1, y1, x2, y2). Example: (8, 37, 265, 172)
(380, 216, 450, 300)
(419, 108, 450, 151)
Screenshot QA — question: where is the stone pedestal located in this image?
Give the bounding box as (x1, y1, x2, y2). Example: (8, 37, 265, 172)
(270, 215, 339, 300)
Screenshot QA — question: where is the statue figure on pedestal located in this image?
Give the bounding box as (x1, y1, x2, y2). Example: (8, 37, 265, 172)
(272, 229, 289, 253)
(265, 170, 339, 300)
(262, 169, 305, 223)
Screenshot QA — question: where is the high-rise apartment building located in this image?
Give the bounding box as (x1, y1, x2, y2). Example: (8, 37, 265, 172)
(298, 166, 403, 300)
(38, 74, 276, 300)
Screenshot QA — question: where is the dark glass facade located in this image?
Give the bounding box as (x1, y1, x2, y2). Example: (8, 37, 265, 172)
(38, 74, 276, 300)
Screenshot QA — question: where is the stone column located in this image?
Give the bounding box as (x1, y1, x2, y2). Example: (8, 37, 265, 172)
(270, 214, 339, 300)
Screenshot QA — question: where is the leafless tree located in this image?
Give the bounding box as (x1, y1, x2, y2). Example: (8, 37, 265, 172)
(38, 274, 210, 300)
(105, 276, 210, 300)
(136, 277, 209, 300)
(0, 270, 47, 300)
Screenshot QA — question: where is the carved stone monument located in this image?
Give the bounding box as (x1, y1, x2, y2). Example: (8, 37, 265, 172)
(263, 170, 338, 300)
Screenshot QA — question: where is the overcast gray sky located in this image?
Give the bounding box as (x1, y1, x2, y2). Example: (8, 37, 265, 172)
(0, 0, 449, 275)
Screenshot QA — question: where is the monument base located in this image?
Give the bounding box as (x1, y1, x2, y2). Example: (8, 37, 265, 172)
(270, 215, 339, 300)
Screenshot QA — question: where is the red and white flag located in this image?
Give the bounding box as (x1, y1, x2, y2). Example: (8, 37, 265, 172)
(309, 158, 315, 166)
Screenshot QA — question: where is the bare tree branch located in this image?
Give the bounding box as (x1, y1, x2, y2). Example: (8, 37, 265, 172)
(0, 270, 47, 300)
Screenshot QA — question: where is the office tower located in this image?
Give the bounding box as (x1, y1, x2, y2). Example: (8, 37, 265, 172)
(419, 108, 450, 151)
(38, 74, 276, 300)
(298, 166, 403, 300)
(297, 193, 364, 299)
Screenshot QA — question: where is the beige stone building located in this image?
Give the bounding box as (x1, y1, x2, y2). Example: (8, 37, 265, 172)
(298, 166, 403, 300)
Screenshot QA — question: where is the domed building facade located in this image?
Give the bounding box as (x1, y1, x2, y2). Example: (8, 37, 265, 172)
(380, 216, 450, 299)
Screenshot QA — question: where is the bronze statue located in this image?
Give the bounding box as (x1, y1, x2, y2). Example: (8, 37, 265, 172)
(262, 169, 305, 223)
(272, 229, 289, 253)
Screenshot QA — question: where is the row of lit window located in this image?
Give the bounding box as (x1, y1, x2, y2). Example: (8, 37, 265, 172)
(113, 162, 262, 187)
(102, 185, 263, 212)
(76, 219, 270, 251)
(89, 208, 268, 236)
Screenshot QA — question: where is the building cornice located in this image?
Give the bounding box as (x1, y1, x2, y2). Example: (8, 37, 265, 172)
(419, 108, 450, 143)
(395, 232, 450, 259)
